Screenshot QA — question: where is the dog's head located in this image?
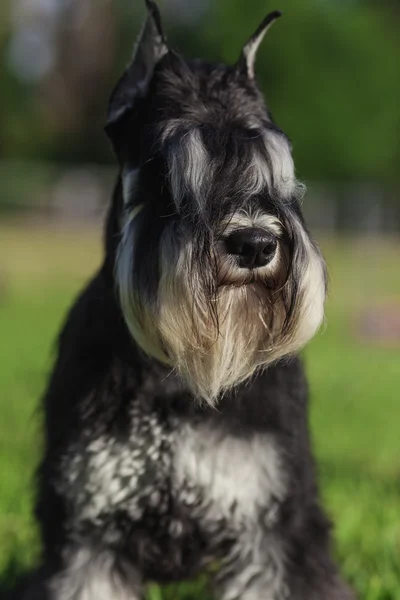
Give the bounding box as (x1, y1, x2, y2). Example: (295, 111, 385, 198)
(106, 1, 326, 403)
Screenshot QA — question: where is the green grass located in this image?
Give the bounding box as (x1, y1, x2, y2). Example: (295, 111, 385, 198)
(0, 222, 399, 598)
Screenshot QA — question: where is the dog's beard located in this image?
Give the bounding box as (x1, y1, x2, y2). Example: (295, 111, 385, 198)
(159, 276, 284, 403)
(116, 215, 326, 405)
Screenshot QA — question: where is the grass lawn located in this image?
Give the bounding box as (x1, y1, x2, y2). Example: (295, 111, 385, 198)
(0, 221, 399, 599)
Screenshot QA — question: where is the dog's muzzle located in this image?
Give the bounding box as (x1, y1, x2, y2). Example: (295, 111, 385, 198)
(224, 227, 277, 269)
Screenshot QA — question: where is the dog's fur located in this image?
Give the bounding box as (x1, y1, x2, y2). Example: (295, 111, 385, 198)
(12, 3, 355, 599)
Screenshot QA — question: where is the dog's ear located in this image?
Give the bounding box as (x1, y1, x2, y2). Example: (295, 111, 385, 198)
(106, 1, 168, 134)
(237, 10, 282, 79)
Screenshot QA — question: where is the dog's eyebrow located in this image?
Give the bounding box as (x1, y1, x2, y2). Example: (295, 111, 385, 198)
(260, 130, 297, 199)
(166, 127, 214, 211)
(163, 120, 300, 212)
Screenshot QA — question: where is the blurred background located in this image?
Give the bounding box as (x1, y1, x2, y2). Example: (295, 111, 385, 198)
(0, 0, 399, 598)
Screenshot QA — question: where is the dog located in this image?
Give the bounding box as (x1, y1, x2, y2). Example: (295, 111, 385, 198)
(13, 2, 356, 599)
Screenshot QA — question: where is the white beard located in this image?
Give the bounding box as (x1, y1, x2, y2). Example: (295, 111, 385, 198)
(116, 212, 326, 405)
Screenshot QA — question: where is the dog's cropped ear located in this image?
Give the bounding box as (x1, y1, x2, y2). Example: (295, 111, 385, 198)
(237, 10, 282, 79)
(106, 0, 168, 134)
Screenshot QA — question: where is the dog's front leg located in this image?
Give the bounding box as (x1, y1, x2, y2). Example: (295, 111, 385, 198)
(213, 530, 289, 600)
(213, 530, 356, 600)
(48, 545, 142, 600)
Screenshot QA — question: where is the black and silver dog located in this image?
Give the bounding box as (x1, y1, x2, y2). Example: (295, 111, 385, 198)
(15, 2, 355, 599)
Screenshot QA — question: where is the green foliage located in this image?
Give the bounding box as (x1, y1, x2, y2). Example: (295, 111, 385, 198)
(0, 226, 399, 598)
(205, 0, 400, 182)
(0, 1, 399, 181)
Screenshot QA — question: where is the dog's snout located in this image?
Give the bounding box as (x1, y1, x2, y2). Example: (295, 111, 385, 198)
(225, 228, 277, 269)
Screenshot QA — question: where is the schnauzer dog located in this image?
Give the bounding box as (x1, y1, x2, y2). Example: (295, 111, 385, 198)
(14, 2, 356, 599)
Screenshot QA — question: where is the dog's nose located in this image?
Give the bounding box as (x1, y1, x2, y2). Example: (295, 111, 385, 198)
(225, 228, 277, 269)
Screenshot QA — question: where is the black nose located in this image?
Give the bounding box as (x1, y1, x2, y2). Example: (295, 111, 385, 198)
(225, 228, 277, 269)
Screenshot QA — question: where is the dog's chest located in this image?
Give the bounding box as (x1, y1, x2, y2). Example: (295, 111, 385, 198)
(58, 400, 285, 545)
(172, 423, 286, 532)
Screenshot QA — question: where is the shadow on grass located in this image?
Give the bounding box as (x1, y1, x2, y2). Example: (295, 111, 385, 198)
(0, 555, 25, 598)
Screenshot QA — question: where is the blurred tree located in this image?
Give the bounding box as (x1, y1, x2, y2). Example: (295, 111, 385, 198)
(203, 0, 400, 183)
(0, 0, 398, 184)
(39, 0, 117, 163)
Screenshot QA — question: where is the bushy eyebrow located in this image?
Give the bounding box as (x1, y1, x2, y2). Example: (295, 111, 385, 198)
(162, 122, 299, 214)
